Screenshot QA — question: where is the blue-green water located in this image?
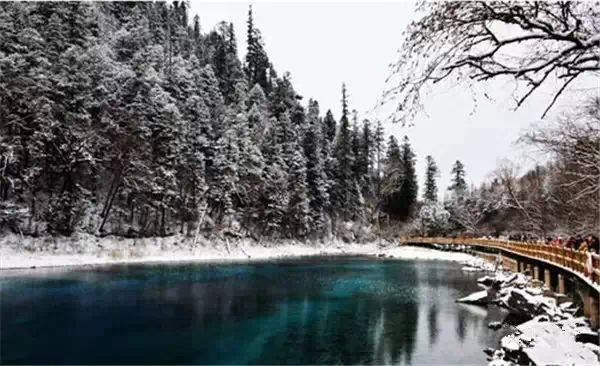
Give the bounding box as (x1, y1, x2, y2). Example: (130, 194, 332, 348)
(1, 257, 509, 365)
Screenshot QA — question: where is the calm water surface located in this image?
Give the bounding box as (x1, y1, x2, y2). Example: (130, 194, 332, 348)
(1, 257, 509, 365)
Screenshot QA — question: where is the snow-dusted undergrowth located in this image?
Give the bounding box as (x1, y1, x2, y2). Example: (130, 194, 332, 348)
(0, 233, 474, 270)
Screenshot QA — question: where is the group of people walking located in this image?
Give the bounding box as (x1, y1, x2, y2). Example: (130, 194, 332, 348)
(545, 234, 599, 254)
(502, 233, 599, 254)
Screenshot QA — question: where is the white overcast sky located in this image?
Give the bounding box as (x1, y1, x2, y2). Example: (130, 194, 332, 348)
(190, 1, 590, 197)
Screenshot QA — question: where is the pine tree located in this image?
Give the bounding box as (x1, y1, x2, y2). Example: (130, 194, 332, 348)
(245, 6, 271, 93)
(277, 111, 297, 168)
(229, 86, 266, 227)
(207, 22, 244, 104)
(332, 83, 358, 221)
(259, 116, 289, 237)
(286, 149, 311, 238)
(320, 126, 337, 222)
(303, 100, 330, 235)
(358, 119, 373, 196)
(269, 72, 303, 122)
(382, 136, 417, 220)
(351, 110, 361, 177)
(209, 127, 241, 227)
(246, 84, 269, 141)
(260, 157, 288, 237)
(449, 160, 467, 197)
(382, 136, 402, 217)
(423, 155, 439, 202)
(397, 136, 418, 219)
(323, 110, 336, 143)
(373, 119, 385, 197)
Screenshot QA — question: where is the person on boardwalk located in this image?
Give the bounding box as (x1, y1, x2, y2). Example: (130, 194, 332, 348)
(585, 235, 599, 253)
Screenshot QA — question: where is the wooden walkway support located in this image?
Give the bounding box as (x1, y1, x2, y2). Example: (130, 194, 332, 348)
(402, 237, 600, 287)
(401, 237, 600, 329)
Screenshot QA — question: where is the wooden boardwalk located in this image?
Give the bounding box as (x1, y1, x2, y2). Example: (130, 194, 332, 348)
(401, 237, 600, 291)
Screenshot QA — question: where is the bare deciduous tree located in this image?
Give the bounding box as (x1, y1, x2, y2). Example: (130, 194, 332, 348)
(522, 97, 600, 203)
(447, 187, 503, 235)
(494, 161, 557, 236)
(521, 97, 600, 233)
(384, 1, 600, 124)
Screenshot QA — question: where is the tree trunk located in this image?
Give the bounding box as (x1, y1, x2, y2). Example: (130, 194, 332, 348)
(98, 169, 122, 234)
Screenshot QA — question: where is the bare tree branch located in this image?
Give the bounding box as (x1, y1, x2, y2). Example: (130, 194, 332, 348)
(383, 1, 600, 125)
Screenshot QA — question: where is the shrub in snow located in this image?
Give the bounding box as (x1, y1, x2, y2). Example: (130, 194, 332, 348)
(416, 200, 450, 236)
(0, 201, 28, 232)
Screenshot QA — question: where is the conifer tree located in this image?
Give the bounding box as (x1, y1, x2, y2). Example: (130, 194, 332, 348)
(260, 157, 288, 237)
(359, 119, 373, 196)
(246, 84, 269, 141)
(382, 136, 402, 217)
(373, 119, 385, 197)
(323, 110, 336, 143)
(320, 127, 337, 221)
(286, 149, 311, 237)
(423, 155, 439, 202)
(382, 136, 417, 220)
(303, 100, 330, 235)
(397, 136, 418, 219)
(449, 160, 467, 197)
(351, 110, 361, 177)
(269, 73, 303, 122)
(208, 22, 244, 104)
(333, 83, 358, 221)
(245, 6, 271, 93)
(258, 117, 288, 237)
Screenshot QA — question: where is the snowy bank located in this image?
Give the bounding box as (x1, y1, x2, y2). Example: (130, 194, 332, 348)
(0, 233, 475, 270)
(456, 267, 599, 365)
(500, 316, 599, 365)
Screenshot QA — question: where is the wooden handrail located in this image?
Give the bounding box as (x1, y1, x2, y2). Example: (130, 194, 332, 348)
(402, 237, 600, 288)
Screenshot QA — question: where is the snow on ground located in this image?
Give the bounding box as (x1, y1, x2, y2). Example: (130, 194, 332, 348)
(500, 316, 599, 365)
(380, 245, 475, 262)
(0, 233, 475, 270)
(459, 267, 600, 365)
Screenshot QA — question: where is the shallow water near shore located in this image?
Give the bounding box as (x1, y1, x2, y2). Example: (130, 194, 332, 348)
(1, 256, 510, 365)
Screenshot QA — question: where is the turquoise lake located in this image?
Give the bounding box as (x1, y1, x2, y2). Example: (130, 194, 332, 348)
(0, 256, 510, 364)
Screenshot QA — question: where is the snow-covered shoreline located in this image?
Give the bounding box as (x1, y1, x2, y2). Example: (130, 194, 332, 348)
(457, 263, 600, 365)
(0, 233, 476, 271)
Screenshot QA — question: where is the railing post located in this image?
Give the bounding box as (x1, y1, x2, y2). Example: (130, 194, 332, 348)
(588, 295, 599, 330)
(407, 236, 599, 288)
(557, 273, 566, 294)
(544, 268, 552, 290)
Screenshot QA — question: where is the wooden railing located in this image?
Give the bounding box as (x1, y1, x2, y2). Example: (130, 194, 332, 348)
(402, 237, 600, 288)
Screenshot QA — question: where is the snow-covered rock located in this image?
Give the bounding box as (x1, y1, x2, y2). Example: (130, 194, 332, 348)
(461, 257, 496, 272)
(460, 266, 599, 365)
(487, 349, 512, 366)
(457, 290, 491, 305)
(488, 321, 502, 330)
(500, 316, 600, 365)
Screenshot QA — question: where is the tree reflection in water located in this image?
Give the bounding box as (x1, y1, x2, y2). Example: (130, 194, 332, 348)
(1, 258, 510, 365)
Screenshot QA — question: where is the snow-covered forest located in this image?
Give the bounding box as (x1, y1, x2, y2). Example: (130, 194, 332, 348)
(0, 1, 598, 244)
(0, 2, 420, 241)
